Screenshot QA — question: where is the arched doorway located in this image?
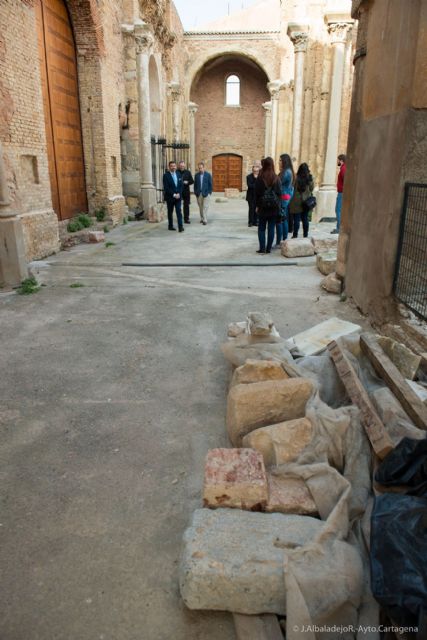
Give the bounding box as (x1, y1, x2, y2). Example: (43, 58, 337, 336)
(212, 153, 242, 191)
(35, 0, 87, 220)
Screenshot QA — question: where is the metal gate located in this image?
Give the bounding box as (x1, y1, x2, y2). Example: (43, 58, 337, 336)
(151, 138, 190, 203)
(393, 183, 427, 320)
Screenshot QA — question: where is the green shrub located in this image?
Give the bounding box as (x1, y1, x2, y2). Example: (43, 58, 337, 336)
(17, 276, 40, 295)
(105, 242, 115, 248)
(103, 225, 110, 233)
(77, 214, 92, 228)
(70, 283, 85, 288)
(67, 220, 83, 233)
(95, 207, 106, 222)
(123, 217, 128, 225)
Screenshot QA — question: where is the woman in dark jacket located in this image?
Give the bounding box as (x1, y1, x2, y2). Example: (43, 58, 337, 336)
(246, 164, 260, 227)
(276, 153, 295, 245)
(254, 157, 282, 254)
(289, 163, 314, 238)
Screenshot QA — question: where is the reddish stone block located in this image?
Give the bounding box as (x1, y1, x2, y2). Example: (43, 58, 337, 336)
(88, 230, 105, 243)
(203, 448, 268, 511)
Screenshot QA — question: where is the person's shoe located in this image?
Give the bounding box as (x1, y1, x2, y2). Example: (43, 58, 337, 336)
(292, 234, 298, 238)
(266, 249, 271, 254)
(184, 219, 191, 224)
(179, 226, 185, 232)
(203, 221, 207, 225)
(248, 223, 253, 227)
(199, 220, 203, 224)
(331, 228, 339, 234)
(256, 249, 265, 254)
(168, 227, 177, 231)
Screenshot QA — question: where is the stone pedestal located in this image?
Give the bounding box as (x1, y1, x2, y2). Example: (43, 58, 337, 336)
(0, 217, 28, 285)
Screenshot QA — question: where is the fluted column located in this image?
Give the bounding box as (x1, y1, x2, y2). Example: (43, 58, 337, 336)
(267, 81, 281, 161)
(287, 25, 309, 165)
(188, 102, 198, 173)
(262, 101, 272, 158)
(168, 81, 181, 142)
(134, 20, 156, 214)
(317, 17, 353, 218)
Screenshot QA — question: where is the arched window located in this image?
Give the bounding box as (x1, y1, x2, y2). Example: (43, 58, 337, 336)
(225, 74, 240, 106)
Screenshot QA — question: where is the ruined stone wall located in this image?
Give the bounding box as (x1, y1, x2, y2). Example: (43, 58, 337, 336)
(342, 0, 427, 322)
(191, 58, 270, 185)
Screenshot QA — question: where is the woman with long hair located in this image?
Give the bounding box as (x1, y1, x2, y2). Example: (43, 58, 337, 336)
(289, 162, 314, 238)
(276, 153, 295, 245)
(254, 157, 282, 254)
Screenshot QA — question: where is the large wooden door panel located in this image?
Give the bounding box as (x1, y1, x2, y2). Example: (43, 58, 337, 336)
(213, 154, 242, 191)
(37, 0, 87, 220)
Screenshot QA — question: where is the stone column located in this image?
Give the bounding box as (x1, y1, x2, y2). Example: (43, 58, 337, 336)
(267, 81, 282, 161)
(287, 25, 309, 165)
(316, 16, 353, 220)
(188, 102, 198, 173)
(262, 101, 272, 158)
(134, 20, 156, 216)
(0, 143, 28, 285)
(168, 81, 181, 142)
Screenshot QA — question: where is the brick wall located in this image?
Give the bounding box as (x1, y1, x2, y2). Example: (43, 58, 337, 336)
(191, 58, 269, 187)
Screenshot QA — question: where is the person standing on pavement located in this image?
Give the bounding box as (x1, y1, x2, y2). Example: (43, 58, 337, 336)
(194, 162, 213, 225)
(246, 164, 260, 227)
(331, 154, 346, 234)
(275, 153, 295, 246)
(177, 160, 194, 224)
(289, 163, 314, 238)
(163, 160, 184, 232)
(255, 156, 281, 254)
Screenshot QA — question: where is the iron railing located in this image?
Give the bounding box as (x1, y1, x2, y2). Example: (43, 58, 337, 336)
(151, 137, 190, 204)
(393, 183, 427, 320)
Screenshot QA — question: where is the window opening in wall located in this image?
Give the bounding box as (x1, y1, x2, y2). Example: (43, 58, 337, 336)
(111, 156, 117, 178)
(225, 74, 240, 106)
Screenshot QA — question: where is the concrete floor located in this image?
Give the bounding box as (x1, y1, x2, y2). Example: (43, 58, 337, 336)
(0, 199, 365, 640)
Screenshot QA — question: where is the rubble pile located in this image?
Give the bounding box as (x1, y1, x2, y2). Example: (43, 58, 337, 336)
(179, 312, 427, 639)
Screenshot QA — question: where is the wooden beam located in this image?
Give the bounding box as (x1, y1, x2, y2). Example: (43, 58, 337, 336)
(328, 340, 394, 459)
(233, 614, 283, 640)
(360, 333, 427, 430)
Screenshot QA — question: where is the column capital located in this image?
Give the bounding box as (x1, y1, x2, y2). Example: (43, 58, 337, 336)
(267, 80, 282, 99)
(262, 101, 272, 113)
(134, 20, 154, 54)
(168, 81, 181, 101)
(325, 15, 353, 44)
(188, 101, 198, 115)
(287, 24, 309, 52)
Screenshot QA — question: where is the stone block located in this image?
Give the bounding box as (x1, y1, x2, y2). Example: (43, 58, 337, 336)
(286, 317, 361, 356)
(87, 230, 105, 243)
(226, 379, 313, 446)
(321, 272, 341, 294)
(377, 336, 422, 380)
(242, 417, 313, 466)
(203, 448, 268, 511)
(311, 236, 338, 254)
(316, 251, 337, 275)
(247, 311, 274, 335)
(227, 321, 247, 337)
(224, 188, 240, 198)
(231, 359, 288, 387)
(0, 216, 28, 285)
(280, 238, 315, 258)
(265, 474, 317, 515)
(215, 197, 229, 203)
(180, 508, 323, 614)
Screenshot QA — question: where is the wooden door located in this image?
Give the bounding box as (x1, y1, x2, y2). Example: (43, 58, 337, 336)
(36, 0, 87, 220)
(212, 154, 243, 191)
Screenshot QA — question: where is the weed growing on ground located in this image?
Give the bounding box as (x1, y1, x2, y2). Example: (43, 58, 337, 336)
(70, 283, 85, 288)
(123, 217, 128, 225)
(103, 225, 110, 233)
(95, 207, 106, 222)
(105, 241, 115, 248)
(67, 220, 83, 232)
(128, 216, 133, 222)
(17, 276, 40, 295)
(77, 214, 92, 228)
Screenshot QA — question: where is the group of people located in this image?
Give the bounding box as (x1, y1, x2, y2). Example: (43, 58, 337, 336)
(247, 155, 316, 254)
(162, 161, 212, 231)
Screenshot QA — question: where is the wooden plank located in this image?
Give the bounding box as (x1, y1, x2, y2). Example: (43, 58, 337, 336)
(233, 613, 283, 640)
(328, 340, 394, 459)
(360, 333, 427, 430)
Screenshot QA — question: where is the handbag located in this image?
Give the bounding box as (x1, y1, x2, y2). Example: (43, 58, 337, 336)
(303, 195, 317, 210)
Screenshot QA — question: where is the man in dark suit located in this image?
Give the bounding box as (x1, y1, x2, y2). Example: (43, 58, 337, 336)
(177, 160, 194, 224)
(193, 162, 213, 225)
(163, 160, 184, 232)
